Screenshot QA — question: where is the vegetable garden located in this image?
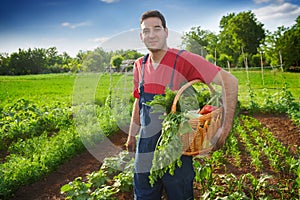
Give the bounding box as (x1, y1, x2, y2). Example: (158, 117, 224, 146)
(0, 70, 299, 199)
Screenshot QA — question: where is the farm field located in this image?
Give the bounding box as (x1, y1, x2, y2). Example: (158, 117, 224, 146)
(0, 71, 299, 199)
(0, 70, 299, 106)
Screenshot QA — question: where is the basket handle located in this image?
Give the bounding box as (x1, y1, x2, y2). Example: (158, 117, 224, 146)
(171, 79, 214, 113)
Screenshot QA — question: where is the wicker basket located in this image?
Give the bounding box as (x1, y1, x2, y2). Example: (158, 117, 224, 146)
(171, 79, 223, 156)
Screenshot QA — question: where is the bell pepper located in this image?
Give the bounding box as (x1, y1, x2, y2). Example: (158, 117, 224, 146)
(199, 105, 217, 114)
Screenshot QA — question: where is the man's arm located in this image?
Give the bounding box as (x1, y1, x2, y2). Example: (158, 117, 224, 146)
(126, 98, 140, 152)
(211, 69, 238, 150)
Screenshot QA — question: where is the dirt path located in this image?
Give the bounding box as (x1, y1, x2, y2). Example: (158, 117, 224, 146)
(12, 114, 299, 200)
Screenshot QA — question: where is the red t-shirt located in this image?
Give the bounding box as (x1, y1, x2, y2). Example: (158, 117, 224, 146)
(133, 48, 220, 99)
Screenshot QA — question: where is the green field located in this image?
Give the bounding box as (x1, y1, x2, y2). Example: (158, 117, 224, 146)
(0, 73, 128, 106)
(0, 71, 299, 107)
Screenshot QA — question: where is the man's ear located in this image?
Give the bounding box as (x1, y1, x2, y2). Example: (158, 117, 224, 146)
(140, 32, 143, 41)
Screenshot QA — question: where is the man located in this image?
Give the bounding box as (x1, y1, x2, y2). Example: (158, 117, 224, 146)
(126, 10, 238, 200)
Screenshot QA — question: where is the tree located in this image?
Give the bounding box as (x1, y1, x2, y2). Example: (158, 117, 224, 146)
(114, 49, 143, 60)
(217, 54, 233, 69)
(110, 55, 124, 72)
(81, 48, 112, 72)
(276, 15, 300, 69)
(260, 27, 286, 68)
(181, 26, 214, 57)
(218, 11, 265, 67)
(8, 48, 48, 75)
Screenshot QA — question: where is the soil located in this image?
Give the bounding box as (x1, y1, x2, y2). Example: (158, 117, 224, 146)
(12, 113, 300, 200)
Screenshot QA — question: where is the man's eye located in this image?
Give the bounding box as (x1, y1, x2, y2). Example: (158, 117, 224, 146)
(143, 29, 150, 34)
(154, 27, 163, 31)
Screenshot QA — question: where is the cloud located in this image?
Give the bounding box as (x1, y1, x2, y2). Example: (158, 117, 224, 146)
(254, 0, 284, 4)
(252, 0, 300, 30)
(91, 37, 110, 43)
(100, 0, 120, 3)
(254, 2, 300, 20)
(61, 21, 91, 29)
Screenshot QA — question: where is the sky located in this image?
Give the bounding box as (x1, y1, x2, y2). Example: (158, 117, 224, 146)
(0, 0, 299, 57)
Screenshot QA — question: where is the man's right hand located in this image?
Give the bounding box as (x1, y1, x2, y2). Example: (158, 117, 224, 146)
(126, 135, 136, 152)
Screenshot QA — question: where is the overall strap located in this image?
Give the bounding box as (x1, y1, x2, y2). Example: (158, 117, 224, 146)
(139, 53, 149, 94)
(168, 49, 185, 89)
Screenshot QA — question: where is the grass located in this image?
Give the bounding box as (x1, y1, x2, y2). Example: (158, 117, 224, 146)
(0, 73, 129, 107)
(231, 70, 300, 105)
(0, 70, 298, 107)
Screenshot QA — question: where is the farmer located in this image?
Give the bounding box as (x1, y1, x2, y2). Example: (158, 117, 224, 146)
(126, 10, 238, 200)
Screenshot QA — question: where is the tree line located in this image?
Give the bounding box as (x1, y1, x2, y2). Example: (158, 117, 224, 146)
(0, 47, 142, 75)
(0, 11, 299, 75)
(182, 11, 300, 71)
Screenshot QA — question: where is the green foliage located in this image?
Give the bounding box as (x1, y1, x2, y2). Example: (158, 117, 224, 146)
(218, 11, 265, 67)
(149, 112, 184, 187)
(81, 48, 113, 72)
(110, 55, 124, 71)
(276, 17, 300, 69)
(113, 49, 143, 60)
(181, 26, 215, 57)
(0, 47, 75, 75)
(146, 88, 179, 114)
(0, 98, 120, 199)
(61, 151, 134, 200)
(113, 170, 134, 192)
(60, 177, 92, 200)
(0, 99, 72, 151)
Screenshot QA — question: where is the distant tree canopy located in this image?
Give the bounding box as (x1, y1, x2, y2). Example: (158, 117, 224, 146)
(0, 47, 77, 75)
(0, 47, 142, 75)
(182, 11, 299, 71)
(0, 11, 299, 75)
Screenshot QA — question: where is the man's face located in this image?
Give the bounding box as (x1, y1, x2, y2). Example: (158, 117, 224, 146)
(140, 17, 168, 52)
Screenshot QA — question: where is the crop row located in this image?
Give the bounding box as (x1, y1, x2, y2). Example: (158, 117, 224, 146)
(61, 114, 300, 199)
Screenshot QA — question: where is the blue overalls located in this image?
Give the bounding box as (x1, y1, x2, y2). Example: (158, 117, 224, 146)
(134, 51, 195, 200)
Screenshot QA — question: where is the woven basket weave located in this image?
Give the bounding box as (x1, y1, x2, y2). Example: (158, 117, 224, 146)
(171, 79, 223, 156)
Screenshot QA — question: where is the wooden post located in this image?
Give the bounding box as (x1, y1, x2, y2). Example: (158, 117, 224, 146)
(260, 51, 264, 86)
(279, 50, 284, 71)
(214, 48, 217, 65)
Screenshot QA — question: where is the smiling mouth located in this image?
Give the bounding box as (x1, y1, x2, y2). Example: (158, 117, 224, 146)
(148, 41, 158, 45)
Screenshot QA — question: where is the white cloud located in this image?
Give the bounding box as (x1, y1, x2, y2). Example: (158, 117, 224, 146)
(252, 0, 300, 30)
(61, 21, 91, 29)
(254, 0, 285, 4)
(90, 37, 110, 43)
(100, 0, 119, 3)
(254, 2, 300, 20)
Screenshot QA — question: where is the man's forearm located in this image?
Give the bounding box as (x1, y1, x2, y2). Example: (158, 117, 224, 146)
(222, 74, 238, 136)
(213, 69, 238, 137)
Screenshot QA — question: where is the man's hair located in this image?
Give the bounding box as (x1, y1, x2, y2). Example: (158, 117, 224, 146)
(140, 10, 166, 28)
